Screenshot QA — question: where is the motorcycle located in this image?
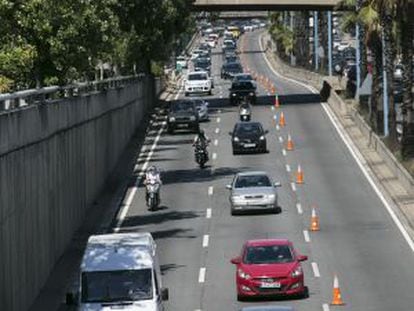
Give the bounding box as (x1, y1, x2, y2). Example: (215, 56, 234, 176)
(194, 143, 209, 168)
(145, 179, 160, 211)
(239, 103, 252, 122)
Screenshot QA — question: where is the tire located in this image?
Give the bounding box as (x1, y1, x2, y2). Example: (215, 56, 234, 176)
(208, 90, 212, 96)
(237, 294, 247, 302)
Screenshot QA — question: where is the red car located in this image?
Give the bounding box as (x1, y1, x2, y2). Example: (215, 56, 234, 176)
(230, 239, 308, 301)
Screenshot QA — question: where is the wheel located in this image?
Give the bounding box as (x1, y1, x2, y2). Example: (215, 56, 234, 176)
(208, 90, 212, 96)
(237, 294, 247, 301)
(273, 206, 282, 214)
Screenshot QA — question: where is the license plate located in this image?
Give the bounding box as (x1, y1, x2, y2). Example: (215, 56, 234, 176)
(260, 282, 281, 289)
(244, 143, 256, 148)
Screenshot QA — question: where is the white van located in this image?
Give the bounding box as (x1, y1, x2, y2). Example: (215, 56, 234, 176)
(66, 232, 168, 310)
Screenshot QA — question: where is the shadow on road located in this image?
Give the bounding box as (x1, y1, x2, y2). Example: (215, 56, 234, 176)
(151, 228, 197, 240)
(121, 210, 201, 227)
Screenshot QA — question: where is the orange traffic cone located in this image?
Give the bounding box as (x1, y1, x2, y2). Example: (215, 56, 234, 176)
(331, 275, 345, 305)
(296, 164, 304, 184)
(286, 134, 294, 151)
(274, 94, 280, 108)
(278, 111, 286, 127)
(310, 207, 320, 231)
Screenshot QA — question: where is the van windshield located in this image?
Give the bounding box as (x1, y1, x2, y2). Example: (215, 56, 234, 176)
(81, 269, 153, 303)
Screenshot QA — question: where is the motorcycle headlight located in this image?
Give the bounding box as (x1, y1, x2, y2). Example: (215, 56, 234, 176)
(238, 269, 251, 280)
(249, 92, 254, 96)
(169, 117, 175, 122)
(241, 109, 249, 114)
(233, 137, 239, 142)
(291, 266, 303, 278)
(232, 93, 237, 97)
(259, 135, 265, 140)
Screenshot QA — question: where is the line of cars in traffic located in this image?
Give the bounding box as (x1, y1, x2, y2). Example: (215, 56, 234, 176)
(65, 21, 307, 311)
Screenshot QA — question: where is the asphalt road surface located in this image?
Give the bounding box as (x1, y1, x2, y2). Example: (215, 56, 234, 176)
(114, 30, 414, 311)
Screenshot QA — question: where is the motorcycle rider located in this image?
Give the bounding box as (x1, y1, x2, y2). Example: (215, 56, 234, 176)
(144, 165, 162, 202)
(193, 129, 210, 148)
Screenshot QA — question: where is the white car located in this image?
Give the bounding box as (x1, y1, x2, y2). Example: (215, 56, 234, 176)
(191, 49, 204, 60)
(207, 38, 216, 48)
(176, 55, 187, 69)
(185, 71, 212, 96)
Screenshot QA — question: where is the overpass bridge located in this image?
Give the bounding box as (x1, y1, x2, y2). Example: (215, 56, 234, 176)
(192, 0, 342, 11)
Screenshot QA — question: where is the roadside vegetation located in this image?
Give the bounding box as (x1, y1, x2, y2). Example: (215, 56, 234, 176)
(268, 1, 414, 163)
(0, 0, 195, 92)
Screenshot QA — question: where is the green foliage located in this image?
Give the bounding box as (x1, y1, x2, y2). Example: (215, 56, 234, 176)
(0, 0, 194, 91)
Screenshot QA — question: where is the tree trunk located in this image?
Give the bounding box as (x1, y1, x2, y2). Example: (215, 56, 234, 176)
(357, 0, 368, 79)
(294, 11, 310, 68)
(382, 14, 398, 148)
(318, 11, 328, 73)
(369, 32, 383, 134)
(400, 0, 414, 158)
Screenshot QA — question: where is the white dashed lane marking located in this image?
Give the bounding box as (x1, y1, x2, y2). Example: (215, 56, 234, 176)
(208, 186, 214, 196)
(214, 139, 218, 146)
(311, 262, 321, 278)
(296, 203, 303, 214)
(202, 235, 209, 248)
(291, 182, 297, 192)
(206, 208, 212, 219)
(212, 153, 217, 160)
(198, 267, 206, 283)
(303, 230, 311, 243)
(215, 128, 220, 134)
(285, 164, 291, 172)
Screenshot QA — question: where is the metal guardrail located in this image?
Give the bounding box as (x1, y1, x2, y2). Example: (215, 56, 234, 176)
(0, 74, 145, 112)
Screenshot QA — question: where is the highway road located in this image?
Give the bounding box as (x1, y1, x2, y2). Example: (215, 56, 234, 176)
(114, 30, 414, 311)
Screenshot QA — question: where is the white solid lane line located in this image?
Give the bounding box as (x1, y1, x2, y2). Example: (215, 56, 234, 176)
(198, 267, 206, 283)
(260, 32, 414, 253)
(311, 262, 321, 278)
(303, 230, 311, 243)
(208, 186, 214, 196)
(285, 164, 291, 172)
(202, 235, 209, 248)
(114, 86, 182, 232)
(322, 304, 330, 311)
(296, 203, 303, 214)
(206, 208, 212, 219)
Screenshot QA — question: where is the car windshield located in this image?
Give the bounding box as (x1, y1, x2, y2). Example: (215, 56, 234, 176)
(171, 101, 195, 112)
(81, 269, 153, 303)
(244, 245, 294, 264)
(232, 81, 254, 90)
(236, 123, 262, 135)
(236, 74, 253, 81)
(188, 74, 207, 81)
(195, 59, 209, 66)
(234, 175, 271, 188)
(225, 64, 242, 72)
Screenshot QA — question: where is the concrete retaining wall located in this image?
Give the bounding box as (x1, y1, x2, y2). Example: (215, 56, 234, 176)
(0, 76, 156, 311)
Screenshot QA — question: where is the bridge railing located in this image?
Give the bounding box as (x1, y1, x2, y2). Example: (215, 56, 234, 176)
(0, 74, 146, 112)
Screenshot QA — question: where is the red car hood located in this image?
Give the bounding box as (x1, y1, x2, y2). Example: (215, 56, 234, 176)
(240, 262, 297, 278)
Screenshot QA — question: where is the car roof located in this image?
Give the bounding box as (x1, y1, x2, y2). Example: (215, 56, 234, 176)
(188, 71, 208, 75)
(245, 239, 291, 247)
(241, 306, 294, 311)
(235, 121, 262, 127)
(236, 171, 269, 177)
(82, 233, 156, 272)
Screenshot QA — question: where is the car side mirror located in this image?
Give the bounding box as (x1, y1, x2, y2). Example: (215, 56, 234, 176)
(226, 184, 232, 190)
(228, 132, 233, 136)
(65, 292, 78, 306)
(264, 130, 269, 134)
(230, 257, 241, 264)
(274, 182, 282, 187)
(298, 255, 308, 262)
(161, 288, 169, 301)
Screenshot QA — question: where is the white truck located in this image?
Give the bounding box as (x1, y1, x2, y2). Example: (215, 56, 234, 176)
(66, 232, 168, 311)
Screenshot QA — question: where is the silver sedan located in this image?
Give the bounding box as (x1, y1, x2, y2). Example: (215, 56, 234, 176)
(226, 171, 281, 215)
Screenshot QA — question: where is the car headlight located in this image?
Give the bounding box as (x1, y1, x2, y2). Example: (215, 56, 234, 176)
(169, 117, 175, 122)
(259, 135, 265, 140)
(233, 137, 239, 142)
(266, 194, 276, 200)
(238, 269, 251, 280)
(241, 109, 249, 114)
(291, 266, 303, 278)
(232, 93, 237, 97)
(249, 92, 255, 96)
(231, 195, 243, 201)
(190, 116, 196, 121)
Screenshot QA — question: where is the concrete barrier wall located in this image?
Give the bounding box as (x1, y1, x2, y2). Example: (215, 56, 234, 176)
(0, 76, 156, 311)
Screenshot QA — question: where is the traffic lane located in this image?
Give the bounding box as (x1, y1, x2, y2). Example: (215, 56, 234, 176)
(244, 32, 414, 309)
(200, 103, 322, 311)
(284, 103, 414, 310)
(117, 98, 221, 311)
